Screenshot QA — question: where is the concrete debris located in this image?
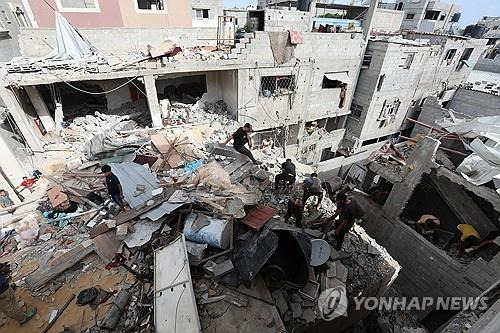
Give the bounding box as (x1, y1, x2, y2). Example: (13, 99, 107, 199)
(0, 86, 402, 333)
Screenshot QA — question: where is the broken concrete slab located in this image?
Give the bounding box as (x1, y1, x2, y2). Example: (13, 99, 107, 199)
(25, 240, 94, 290)
(271, 289, 288, 316)
(211, 259, 234, 277)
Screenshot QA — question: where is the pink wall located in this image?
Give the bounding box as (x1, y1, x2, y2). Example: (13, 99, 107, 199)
(27, 0, 124, 28)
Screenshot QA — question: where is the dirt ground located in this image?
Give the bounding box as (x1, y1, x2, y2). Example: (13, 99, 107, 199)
(0, 258, 131, 333)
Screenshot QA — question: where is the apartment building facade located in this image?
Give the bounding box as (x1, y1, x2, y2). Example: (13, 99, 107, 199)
(345, 33, 487, 152)
(0, 0, 34, 62)
(397, 0, 461, 33)
(23, 0, 223, 29)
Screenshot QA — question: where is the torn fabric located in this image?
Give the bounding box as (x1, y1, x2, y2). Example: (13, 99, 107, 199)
(48, 12, 96, 60)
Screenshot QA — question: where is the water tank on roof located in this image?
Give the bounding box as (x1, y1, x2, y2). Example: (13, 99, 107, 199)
(463, 24, 486, 38)
(451, 12, 461, 23)
(298, 0, 311, 11)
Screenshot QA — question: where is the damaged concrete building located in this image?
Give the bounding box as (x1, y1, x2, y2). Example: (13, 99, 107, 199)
(0, 0, 498, 333)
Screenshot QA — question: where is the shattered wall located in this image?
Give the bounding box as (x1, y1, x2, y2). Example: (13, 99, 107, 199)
(357, 138, 500, 313)
(18, 27, 218, 57)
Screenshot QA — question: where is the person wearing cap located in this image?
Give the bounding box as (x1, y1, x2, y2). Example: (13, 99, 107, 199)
(223, 123, 261, 165)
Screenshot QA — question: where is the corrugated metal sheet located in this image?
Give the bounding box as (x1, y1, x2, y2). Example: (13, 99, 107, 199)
(141, 202, 183, 221)
(242, 205, 278, 231)
(110, 162, 160, 209)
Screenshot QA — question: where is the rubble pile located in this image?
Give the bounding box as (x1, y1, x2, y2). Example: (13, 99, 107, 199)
(0, 100, 400, 332)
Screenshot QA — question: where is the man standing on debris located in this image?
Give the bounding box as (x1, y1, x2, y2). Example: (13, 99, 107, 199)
(101, 165, 126, 211)
(328, 192, 365, 251)
(302, 173, 323, 208)
(223, 123, 261, 164)
(275, 159, 296, 191)
(0, 262, 37, 325)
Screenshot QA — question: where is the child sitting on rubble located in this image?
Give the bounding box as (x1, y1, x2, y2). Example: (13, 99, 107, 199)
(101, 165, 127, 212)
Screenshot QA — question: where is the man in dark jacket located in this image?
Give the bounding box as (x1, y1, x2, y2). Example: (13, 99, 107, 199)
(327, 192, 365, 250)
(101, 165, 126, 211)
(223, 123, 261, 164)
(275, 159, 296, 190)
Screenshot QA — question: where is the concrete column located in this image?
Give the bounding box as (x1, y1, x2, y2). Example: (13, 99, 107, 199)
(25, 85, 56, 132)
(382, 137, 439, 219)
(143, 75, 162, 128)
(0, 86, 43, 152)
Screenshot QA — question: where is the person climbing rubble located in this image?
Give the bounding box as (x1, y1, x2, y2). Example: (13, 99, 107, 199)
(222, 123, 261, 165)
(327, 192, 365, 251)
(285, 198, 304, 228)
(101, 165, 126, 212)
(274, 158, 296, 191)
(0, 262, 37, 325)
(445, 224, 481, 257)
(302, 173, 323, 208)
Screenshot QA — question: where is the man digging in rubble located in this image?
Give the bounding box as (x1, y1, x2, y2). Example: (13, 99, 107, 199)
(101, 165, 126, 212)
(275, 158, 296, 192)
(327, 192, 365, 251)
(284, 183, 304, 228)
(416, 214, 441, 241)
(445, 223, 481, 257)
(0, 262, 36, 325)
(223, 123, 261, 165)
(302, 173, 323, 208)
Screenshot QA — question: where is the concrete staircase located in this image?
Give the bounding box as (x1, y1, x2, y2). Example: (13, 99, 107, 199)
(228, 32, 255, 60)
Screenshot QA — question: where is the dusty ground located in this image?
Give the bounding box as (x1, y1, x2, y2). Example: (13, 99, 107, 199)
(0, 255, 130, 333)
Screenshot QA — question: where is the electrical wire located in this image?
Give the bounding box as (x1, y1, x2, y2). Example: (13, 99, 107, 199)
(46, 70, 142, 95)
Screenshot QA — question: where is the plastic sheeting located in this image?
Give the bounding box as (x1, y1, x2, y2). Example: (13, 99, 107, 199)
(48, 12, 95, 60)
(438, 115, 500, 187)
(110, 162, 161, 209)
(437, 115, 500, 139)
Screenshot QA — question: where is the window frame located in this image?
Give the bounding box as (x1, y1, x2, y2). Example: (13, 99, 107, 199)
(405, 13, 415, 20)
(55, 0, 101, 13)
(134, 0, 167, 14)
(193, 8, 210, 19)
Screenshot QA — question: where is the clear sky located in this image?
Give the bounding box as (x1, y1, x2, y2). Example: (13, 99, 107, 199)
(223, 0, 500, 27)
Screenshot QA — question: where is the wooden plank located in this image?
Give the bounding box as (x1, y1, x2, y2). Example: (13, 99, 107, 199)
(93, 230, 122, 262)
(242, 205, 277, 231)
(224, 159, 249, 175)
(25, 240, 94, 290)
(90, 188, 175, 238)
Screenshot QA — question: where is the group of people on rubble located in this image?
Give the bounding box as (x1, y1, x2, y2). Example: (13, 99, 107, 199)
(415, 214, 500, 257)
(224, 122, 365, 251)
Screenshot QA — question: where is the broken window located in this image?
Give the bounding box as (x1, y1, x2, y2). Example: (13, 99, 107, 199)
(322, 72, 350, 89)
(376, 74, 385, 92)
(320, 147, 336, 162)
(362, 54, 372, 69)
(351, 102, 363, 118)
(260, 75, 295, 97)
(137, 0, 165, 10)
(377, 99, 400, 127)
(444, 49, 457, 62)
(403, 53, 415, 69)
(405, 13, 415, 20)
(440, 14, 446, 21)
(193, 8, 210, 19)
(456, 48, 474, 71)
(59, 0, 98, 9)
(424, 10, 440, 20)
(460, 48, 474, 61)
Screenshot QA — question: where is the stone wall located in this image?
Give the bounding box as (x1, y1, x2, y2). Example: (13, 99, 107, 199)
(18, 27, 218, 58)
